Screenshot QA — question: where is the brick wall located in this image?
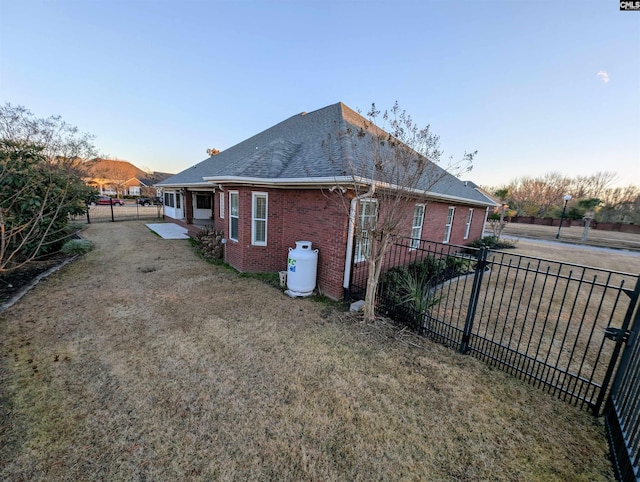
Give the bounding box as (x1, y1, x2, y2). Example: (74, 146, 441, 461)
(211, 187, 349, 300)
(403, 202, 486, 245)
(349, 200, 487, 299)
(205, 186, 488, 300)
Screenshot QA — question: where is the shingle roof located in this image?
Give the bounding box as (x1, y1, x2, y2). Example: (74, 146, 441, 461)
(158, 102, 495, 206)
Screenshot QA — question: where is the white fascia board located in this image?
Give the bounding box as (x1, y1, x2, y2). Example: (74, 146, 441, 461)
(367, 180, 499, 208)
(406, 188, 498, 207)
(200, 175, 497, 207)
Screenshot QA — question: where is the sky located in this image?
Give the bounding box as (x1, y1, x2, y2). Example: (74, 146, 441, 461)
(1, 0, 639, 188)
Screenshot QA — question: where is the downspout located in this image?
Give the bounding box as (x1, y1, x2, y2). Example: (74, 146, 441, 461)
(343, 184, 376, 292)
(482, 206, 490, 237)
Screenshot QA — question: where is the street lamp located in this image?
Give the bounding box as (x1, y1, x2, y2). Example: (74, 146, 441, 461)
(556, 194, 572, 239)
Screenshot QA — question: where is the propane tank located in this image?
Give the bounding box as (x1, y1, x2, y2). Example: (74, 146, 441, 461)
(286, 241, 318, 297)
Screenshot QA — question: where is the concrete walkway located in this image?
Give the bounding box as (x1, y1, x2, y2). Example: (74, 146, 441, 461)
(145, 223, 189, 239)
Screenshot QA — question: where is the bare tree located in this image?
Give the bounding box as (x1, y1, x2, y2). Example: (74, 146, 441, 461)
(0, 103, 96, 171)
(334, 103, 475, 321)
(505, 173, 570, 217)
(598, 185, 640, 223)
(100, 158, 133, 197)
(487, 171, 621, 219)
(569, 171, 617, 199)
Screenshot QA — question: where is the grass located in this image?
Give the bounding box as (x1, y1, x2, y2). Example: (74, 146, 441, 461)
(0, 221, 619, 481)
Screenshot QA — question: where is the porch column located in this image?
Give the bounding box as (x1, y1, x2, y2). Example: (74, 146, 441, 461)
(185, 190, 194, 224)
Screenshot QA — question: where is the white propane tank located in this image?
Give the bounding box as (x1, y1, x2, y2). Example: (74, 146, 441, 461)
(286, 241, 318, 297)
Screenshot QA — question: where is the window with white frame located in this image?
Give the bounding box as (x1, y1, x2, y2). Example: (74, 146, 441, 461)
(219, 192, 225, 218)
(164, 192, 175, 208)
(252, 192, 267, 245)
(355, 199, 377, 262)
(129, 186, 141, 196)
(464, 208, 474, 239)
(196, 194, 212, 210)
(443, 206, 455, 243)
(229, 191, 239, 241)
(410, 204, 425, 250)
(176, 192, 181, 209)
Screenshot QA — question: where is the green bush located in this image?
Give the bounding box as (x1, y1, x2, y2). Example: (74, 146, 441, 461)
(60, 239, 93, 255)
(0, 141, 96, 267)
(378, 254, 474, 329)
(467, 236, 515, 250)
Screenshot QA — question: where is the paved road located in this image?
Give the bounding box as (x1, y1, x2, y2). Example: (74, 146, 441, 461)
(499, 234, 640, 257)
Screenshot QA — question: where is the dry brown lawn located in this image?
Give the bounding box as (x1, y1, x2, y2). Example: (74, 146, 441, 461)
(429, 233, 640, 410)
(0, 222, 620, 481)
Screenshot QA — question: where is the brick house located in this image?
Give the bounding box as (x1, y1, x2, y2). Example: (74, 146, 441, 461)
(157, 102, 496, 300)
(83, 158, 173, 198)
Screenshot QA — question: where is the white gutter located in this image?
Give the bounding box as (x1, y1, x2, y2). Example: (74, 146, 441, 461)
(482, 206, 490, 236)
(198, 175, 496, 207)
(343, 184, 376, 290)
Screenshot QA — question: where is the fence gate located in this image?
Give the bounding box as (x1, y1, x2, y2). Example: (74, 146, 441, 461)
(604, 284, 640, 482)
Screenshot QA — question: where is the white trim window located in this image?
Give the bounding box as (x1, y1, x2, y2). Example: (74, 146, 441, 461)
(196, 194, 212, 210)
(410, 204, 425, 250)
(219, 192, 225, 218)
(229, 191, 239, 241)
(464, 208, 474, 239)
(355, 199, 377, 262)
(252, 192, 268, 246)
(443, 206, 455, 243)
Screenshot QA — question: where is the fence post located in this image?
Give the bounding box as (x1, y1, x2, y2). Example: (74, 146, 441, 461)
(594, 274, 640, 415)
(459, 247, 489, 354)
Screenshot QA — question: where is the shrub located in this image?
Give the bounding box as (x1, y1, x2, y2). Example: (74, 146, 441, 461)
(60, 239, 93, 255)
(194, 227, 225, 261)
(378, 254, 473, 330)
(467, 235, 515, 250)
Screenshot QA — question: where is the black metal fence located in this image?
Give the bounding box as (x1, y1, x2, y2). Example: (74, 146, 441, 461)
(349, 236, 640, 416)
(71, 203, 164, 224)
(604, 290, 640, 482)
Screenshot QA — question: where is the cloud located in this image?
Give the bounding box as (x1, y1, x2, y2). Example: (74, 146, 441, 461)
(597, 71, 610, 83)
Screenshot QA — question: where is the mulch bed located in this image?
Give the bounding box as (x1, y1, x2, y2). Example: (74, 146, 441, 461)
(0, 253, 72, 305)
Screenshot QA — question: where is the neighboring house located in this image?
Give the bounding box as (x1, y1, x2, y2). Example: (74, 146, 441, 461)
(83, 158, 173, 197)
(157, 102, 497, 300)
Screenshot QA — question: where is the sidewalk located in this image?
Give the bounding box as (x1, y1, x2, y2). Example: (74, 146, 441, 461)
(494, 223, 640, 251)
